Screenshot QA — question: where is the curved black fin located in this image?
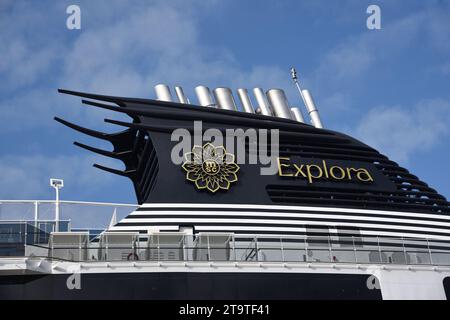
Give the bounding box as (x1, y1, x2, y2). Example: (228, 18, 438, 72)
(74, 141, 132, 161)
(93, 163, 136, 178)
(54, 117, 114, 141)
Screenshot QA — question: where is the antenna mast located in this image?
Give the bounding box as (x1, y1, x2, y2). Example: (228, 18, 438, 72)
(290, 67, 308, 109)
(290, 67, 324, 129)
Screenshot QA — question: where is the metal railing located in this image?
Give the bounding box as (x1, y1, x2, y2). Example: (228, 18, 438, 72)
(0, 200, 138, 239)
(0, 220, 71, 242)
(31, 233, 450, 266)
(0, 200, 138, 221)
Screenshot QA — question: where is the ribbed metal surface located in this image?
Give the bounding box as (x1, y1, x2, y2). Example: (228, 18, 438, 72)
(263, 140, 449, 214)
(110, 203, 450, 241)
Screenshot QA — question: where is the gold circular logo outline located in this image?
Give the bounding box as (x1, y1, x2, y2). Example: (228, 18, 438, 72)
(181, 143, 240, 193)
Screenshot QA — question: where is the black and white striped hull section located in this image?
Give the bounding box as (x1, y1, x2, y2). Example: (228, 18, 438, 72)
(108, 203, 450, 241)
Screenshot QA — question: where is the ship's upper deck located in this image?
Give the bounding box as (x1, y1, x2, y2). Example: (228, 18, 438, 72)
(55, 89, 449, 216)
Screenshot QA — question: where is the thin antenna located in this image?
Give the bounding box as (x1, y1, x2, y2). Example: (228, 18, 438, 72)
(290, 67, 308, 110)
(290, 67, 324, 128)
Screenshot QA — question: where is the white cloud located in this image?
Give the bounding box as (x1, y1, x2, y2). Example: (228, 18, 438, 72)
(0, 152, 136, 227)
(310, 8, 450, 116)
(1, 1, 290, 129)
(2, 1, 450, 204)
(0, 154, 121, 199)
(60, 2, 293, 104)
(315, 12, 424, 85)
(0, 1, 294, 207)
(0, 2, 64, 89)
(354, 98, 450, 164)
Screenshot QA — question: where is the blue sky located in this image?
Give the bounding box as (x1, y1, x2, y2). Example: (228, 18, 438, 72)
(1, 0, 450, 205)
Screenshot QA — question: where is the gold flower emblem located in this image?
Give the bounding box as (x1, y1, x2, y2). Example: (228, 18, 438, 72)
(182, 143, 240, 193)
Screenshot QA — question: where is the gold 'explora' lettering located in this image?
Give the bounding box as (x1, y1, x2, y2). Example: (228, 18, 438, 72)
(277, 157, 293, 176)
(293, 164, 306, 178)
(276, 157, 374, 184)
(329, 166, 346, 180)
(356, 168, 374, 182)
(306, 164, 323, 183)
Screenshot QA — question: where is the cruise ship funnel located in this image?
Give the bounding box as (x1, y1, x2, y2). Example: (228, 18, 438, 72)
(253, 88, 272, 116)
(154, 84, 173, 102)
(174, 86, 188, 104)
(290, 107, 305, 123)
(195, 86, 215, 107)
(302, 89, 323, 128)
(266, 89, 293, 120)
(237, 88, 255, 114)
(213, 87, 237, 111)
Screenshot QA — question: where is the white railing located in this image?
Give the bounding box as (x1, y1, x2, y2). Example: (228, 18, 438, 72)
(2, 201, 450, 266)
(37, 233, 450, 266)
(0, 199, 138, 207)
(0, 199, 138, 229)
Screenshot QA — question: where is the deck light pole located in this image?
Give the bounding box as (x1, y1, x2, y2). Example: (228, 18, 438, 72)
(50, 178, 64, 232)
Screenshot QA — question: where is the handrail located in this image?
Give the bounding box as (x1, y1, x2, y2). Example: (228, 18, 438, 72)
(21, 244, 450, 266)
(2, 234, 450, 266)
(0, 200, 138, 207)
(0, 219, 71, 223)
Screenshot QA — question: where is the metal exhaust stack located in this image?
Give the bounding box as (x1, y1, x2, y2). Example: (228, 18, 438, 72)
(290, 67, 324, 128)
(237, 88, 255, 114)
(253, 88, 273, 116)
(195, 86, 215, 107)
(266, 89, 293, 120)
(290, 107, 305, 123)
(213, 87, 237, 111)
(154, 84, 173, 102)
(302, 89, 323, 129)
(174, 86, 188, 104)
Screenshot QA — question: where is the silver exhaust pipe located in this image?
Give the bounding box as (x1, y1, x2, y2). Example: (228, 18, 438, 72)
(195, 86, 215, 107)
(153, 80, 317, 125)
(290, 107, 305, 123)
(154, 84, 173, 102)
(213, 87, 237, 111)
(302, 89, 323, 128)
(266, 89, 293, 120)
(253, 88, 272, 116)
(237, 88, 255, 113)
(174, 86, 188, 104)
(290, 67, 324, 128)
